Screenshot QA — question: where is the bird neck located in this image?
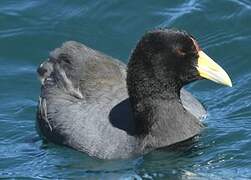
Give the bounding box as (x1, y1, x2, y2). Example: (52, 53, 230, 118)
(127, 52, 183, 135)
(136, 98, 202, 150)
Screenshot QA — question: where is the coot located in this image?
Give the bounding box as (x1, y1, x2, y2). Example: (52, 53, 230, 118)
(37, 29, 232, 159)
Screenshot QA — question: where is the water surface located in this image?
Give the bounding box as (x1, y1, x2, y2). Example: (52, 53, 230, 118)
(1, 0, 251, 179)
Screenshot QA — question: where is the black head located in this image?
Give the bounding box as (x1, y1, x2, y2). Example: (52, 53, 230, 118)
(127, 29, 201, 101)
(126, 28, 232, 135)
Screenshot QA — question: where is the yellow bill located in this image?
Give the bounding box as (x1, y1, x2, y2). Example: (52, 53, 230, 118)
(196, 51, 232, 87)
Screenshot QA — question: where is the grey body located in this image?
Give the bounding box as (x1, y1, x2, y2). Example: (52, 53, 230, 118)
(37, 41, 206, 159)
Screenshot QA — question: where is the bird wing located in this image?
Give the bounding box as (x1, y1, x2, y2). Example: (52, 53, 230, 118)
(180, 88, 207, 120)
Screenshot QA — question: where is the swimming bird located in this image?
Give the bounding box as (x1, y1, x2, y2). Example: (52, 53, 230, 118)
(37, 29, 232, 159)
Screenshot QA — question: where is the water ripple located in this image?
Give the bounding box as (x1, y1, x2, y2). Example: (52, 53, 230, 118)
(157, 0, 203, 25)
(0, 64, 36, 76)
(230, 0, 251, 10)
(0, 0, 251, 179)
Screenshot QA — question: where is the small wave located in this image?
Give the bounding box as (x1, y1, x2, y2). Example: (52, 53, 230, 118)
(199, 31, 245, 50)
(0, 63, 36, 76)
(156, 0, 203, 26)
(0, 1, 42, 14)
(0, 98, 37, 115)
(230, 0, 251, 10)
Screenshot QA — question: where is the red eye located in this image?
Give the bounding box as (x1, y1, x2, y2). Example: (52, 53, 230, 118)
(175, 48, 186, 57)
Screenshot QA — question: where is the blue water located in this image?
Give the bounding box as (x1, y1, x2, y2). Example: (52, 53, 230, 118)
(1, 0, 251, 179)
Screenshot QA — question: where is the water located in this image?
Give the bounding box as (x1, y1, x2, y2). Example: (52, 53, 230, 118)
(1, 0, 251, 179)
